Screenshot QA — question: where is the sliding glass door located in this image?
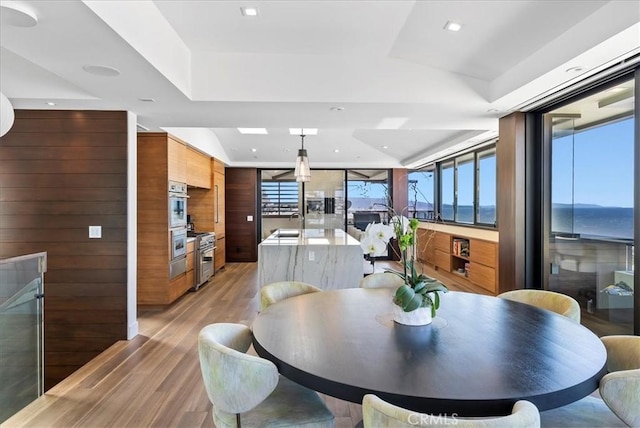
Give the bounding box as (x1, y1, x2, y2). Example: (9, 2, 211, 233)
(543, 77, 636, 335)
(304, 170, 346, 230)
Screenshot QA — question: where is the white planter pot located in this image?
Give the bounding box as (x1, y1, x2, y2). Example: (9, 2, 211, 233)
(392, 304, 432, 326)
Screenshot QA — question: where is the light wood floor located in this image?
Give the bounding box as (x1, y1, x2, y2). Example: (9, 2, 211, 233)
(1, 260, 620, 428)
(6, 262, 407, 428)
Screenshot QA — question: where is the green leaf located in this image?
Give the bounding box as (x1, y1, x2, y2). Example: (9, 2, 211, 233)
(395, 284, 414, 302)
(403, 294, 422, 312)
(413, 281, 426, 293)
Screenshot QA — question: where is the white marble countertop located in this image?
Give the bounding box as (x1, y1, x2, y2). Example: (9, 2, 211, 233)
(260, 228, 361, 246)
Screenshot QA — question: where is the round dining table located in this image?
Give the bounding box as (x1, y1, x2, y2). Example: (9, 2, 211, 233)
(251, 288, 607, 416)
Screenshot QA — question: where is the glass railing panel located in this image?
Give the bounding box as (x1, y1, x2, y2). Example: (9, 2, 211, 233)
(0, 252, 46, 424)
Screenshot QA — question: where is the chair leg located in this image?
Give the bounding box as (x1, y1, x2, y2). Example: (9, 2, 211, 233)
(236, 413, 241, 428)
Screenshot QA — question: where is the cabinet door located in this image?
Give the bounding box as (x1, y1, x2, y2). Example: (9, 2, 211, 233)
(214, 236, 226, 272)
(434, 249, 451, 271)
(416, 229, 435, 264)
(186, 148, 211, 188)
(434, 232, 451, 253)
(168, 137, 187, 183)
(214, 170, 225, 236)
(469, 239, 496, 267)
(468, 262, 496, 293)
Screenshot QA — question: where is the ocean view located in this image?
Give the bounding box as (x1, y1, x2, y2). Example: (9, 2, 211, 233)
(349, 198, 634, 241)
(552, 206, 634, 240)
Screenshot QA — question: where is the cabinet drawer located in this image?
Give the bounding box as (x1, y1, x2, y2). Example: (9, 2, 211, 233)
(434, 232, 450, 252)
(434, 249, 451, 271)
(469, 239, 496, 267)
(468, 262, 496, 293)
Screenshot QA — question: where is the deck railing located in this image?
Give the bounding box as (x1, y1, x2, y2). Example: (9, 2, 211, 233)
(0, 252, 47, 424)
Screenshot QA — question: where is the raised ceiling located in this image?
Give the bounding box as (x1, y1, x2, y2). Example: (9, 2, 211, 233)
(1, 1, 638, 168)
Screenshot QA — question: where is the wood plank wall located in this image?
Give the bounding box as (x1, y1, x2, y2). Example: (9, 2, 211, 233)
(225, 168, 257, 262)
(0, 110, 129, 390)
(497, 112, 526, 294)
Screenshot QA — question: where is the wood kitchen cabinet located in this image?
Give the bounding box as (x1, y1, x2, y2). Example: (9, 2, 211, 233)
(137, 132, 191, 306)
(186, 147, 211, 189)
(186, 239, 195, 290)
(213, 159, 226, 271)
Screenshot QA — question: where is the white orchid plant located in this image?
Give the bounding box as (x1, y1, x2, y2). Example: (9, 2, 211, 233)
(360, 212, 448, 316)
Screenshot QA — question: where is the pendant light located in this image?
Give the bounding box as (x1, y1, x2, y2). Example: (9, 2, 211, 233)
(294, 132, 311, 182)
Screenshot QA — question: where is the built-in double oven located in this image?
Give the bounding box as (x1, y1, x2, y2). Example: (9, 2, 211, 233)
(169, 181, 189, 280)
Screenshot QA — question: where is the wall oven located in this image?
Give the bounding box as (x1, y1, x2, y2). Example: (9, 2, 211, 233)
(169, 228, 188, 280)
(169, 180, 188, 228)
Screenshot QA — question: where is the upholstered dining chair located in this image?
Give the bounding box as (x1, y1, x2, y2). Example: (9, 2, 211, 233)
(362, 394, 540, 427)
(260, 281, 322, 310)
(197, 323, 335, 428)
(359, 272, 405, 289)
(497, 289, 581, 323)
(540, 335, 640, 427)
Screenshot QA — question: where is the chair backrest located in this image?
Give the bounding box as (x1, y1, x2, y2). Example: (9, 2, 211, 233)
(601, 335, 640, 372)
(498, 289, 581, 323)
(359, 272, 405, 289)
(362, 394, 540, 428)
(599, 335, 640, 427)
(198, 323, 278, 414)
(260, 281, 322, 310)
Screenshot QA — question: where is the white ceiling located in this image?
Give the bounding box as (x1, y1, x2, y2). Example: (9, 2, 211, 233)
(1, 0, 638, 169)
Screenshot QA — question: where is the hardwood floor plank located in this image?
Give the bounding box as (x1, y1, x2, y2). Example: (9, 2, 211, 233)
(2, 261, 470, 428)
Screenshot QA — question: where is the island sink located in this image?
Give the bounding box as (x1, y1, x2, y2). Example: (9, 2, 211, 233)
(275, 230, 300, 238)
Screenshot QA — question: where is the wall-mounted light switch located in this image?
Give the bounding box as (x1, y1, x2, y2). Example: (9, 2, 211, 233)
(309, 251, 315, 261)
(247, 215, 253, 221)
(89, 226, 102, 239)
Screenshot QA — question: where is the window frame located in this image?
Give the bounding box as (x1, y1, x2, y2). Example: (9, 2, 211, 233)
(409, 142, 497, 228)
(261, 180, 300, 217)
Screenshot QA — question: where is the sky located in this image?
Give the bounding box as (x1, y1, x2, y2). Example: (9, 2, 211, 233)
(553, 117, 634, 208)
(349, 115, 635, 209)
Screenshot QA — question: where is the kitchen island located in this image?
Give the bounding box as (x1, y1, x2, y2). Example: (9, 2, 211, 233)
(258, 228, 364, 289)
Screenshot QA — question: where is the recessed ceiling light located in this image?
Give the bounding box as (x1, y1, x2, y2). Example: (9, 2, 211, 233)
(238, 128, 268, 134)
(334, 149, 339, 153)
(487, 108, 500, 113)
(0, 3, 38, 27)
(565, 66, 584, 73)
(443, 21, 462, 32)
(289, 128, 318, 135)
(330, 106, 344, 111)
(139, 98, 156, 103)
(382, 145, 388, 149)
(251, 148, 257, 152)
(46, 102, 56, 106)
(240, 7, 259, 17)
(82, 64, 121, 77)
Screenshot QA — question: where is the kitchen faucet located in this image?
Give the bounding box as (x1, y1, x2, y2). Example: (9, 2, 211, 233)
(289, 212, 304, 229)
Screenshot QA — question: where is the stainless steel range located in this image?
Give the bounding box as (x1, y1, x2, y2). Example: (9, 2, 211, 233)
(188, 232, 216, 290)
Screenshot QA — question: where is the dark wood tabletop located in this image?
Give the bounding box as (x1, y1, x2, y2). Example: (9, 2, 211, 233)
(251, 289, 608, 416)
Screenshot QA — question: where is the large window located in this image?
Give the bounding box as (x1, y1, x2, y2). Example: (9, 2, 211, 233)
(261, 181, 299, 216)
(455, 154, 475, 223)
(408, 169, 435, 220)
(410, 144, 496, 227)
(347, 170, 389, 229)
(440, 161, 454, 221)
(544, 77, 635, 336)
(477, 147, 497, 225)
